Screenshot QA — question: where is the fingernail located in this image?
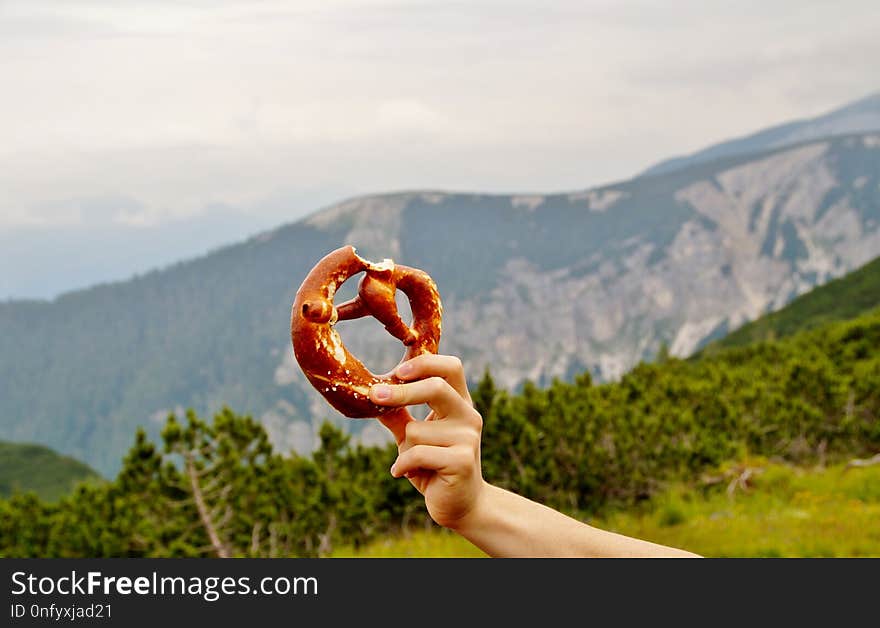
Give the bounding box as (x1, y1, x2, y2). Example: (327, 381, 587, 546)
(372, 384, 392, 400)
(397, 362, 413, 378)
(390, 462, 398, 476)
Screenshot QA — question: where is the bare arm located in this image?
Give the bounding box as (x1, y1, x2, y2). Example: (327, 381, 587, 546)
(452, 482, 697, 558)
(372, 354, 699, 558)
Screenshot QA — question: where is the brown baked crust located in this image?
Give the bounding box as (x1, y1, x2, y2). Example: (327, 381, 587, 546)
(290, 245, 442, 418)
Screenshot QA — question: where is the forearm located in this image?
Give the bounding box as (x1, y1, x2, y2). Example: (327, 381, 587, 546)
(452, 482, 700, 558)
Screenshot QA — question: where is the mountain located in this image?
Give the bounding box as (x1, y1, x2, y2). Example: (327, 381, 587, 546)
(2, 131, 879, 476)
(700, 253, 880, 353)
(0, 186, 350, 301)
(0, 441, 100, 502)
(642, 92, 880, 177)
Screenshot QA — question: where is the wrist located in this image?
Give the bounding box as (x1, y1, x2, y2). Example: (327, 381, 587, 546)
(445, 479, 494, 535)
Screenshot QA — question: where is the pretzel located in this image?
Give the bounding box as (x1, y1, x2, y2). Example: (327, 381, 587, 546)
(290, 245, 442, 418)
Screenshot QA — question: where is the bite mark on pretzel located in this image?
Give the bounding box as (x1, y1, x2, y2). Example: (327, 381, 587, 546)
(290, 245, 442, 418)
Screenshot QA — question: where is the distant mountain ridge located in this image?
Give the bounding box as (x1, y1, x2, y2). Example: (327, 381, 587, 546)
(1, 126, 879, 475)
(642, 92, 880, 177)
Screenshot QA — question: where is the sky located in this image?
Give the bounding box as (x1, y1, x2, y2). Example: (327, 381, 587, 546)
(1, 0, 879, 298)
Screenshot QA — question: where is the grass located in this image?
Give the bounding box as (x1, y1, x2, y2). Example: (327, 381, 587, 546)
(333, 460, 880, 558)
(333, 527, 487, 558)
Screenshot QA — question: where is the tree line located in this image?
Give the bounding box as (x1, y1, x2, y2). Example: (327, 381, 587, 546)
(2, 309, 878, 557)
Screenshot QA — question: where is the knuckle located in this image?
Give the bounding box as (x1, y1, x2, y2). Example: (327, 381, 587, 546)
(426, 376, 446, 396)
(409, 445, 427, 465)
(397, 449, 414, 469)
(452, 446, 472, 470)
(447, 355, 463, 371)
(465, 407, 483, 429)
(465, 426, 481, 448)
(450, 429, 469, 450)
(404, 420, 422, 443)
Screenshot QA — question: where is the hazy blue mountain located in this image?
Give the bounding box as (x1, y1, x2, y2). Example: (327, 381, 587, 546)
(0, 186, 351, 300)
(2, 132, 879, 476)
(642, 92, 880, 177)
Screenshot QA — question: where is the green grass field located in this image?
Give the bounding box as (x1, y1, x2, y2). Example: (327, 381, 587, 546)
(333, 460, 880, 558)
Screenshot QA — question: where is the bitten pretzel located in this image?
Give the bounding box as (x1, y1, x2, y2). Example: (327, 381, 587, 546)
(290, 245, 442, 418)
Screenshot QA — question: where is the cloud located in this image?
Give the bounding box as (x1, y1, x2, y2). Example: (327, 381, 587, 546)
(376, 100, 452, 135)
(0, 0, 878, 232)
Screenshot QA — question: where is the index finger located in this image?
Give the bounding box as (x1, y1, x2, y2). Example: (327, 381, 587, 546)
(394, 354, 471, 403)
(370, 376, 472, 419)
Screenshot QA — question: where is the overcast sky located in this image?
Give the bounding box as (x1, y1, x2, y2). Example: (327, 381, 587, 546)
(1, 0, 879, 232)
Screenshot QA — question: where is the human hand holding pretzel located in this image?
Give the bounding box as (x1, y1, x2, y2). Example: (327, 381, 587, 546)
(290, 246, 484, 527)
(368, 353, 486, 530)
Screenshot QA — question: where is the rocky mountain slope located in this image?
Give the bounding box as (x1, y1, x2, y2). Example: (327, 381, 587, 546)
(700, 252, 880, 353)
(2, 132, 879, 475)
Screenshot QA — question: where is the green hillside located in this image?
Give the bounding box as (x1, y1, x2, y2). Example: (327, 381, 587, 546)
(703, 254, 880, 353)
(0, 441, 100, 502)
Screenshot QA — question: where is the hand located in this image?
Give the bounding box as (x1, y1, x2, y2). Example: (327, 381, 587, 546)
(370, 354, 486, 530)
(371, 355, 699, 557)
